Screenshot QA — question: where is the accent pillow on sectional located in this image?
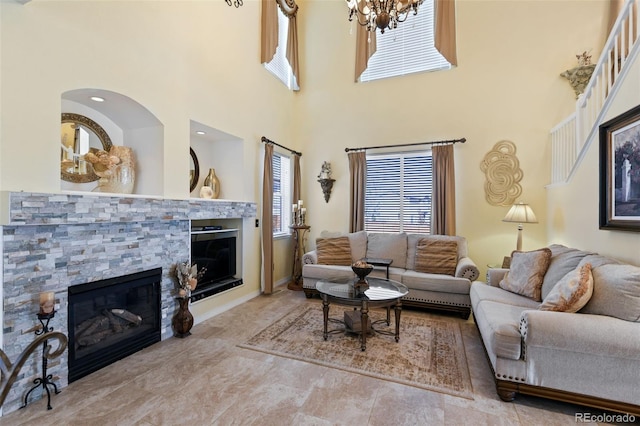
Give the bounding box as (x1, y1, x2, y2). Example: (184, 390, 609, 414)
(318, 230, 367, 262)
(580, 263, 640, 322)
(316, 237, 352, 266)
(406, 234, 466, 271)
(499, 248, 552, 301)
(414, 238, 458, 276)
(539, 263, 593, 312)
(540, 245, 594, 300)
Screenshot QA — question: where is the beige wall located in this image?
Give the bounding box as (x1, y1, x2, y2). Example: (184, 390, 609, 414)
(0, 0, 296, 301)
(295, 0, 609, 275)
(547, 51, 640, 266)
(0, 0, 618, 298)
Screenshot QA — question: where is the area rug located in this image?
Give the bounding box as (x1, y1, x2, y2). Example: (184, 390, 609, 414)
(239, 304, 474, 399)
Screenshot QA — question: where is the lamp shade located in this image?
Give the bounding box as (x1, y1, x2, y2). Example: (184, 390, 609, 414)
(502, 202, 538, 224)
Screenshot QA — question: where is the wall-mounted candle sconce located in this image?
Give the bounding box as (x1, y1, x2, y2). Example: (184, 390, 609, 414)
(317, 161, 335, 203)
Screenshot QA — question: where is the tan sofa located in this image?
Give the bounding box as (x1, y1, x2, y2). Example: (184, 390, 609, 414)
(470, 244, 640, 415)
(302, 231, 479, 318)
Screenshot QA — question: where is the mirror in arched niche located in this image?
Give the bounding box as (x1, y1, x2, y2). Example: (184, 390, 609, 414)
(190, 147, 200, 193)
(61, 88, 164, 196)
(60, 113, 113, 183)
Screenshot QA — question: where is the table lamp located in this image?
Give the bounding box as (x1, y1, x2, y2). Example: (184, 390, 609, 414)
(502, 202, 538, 251)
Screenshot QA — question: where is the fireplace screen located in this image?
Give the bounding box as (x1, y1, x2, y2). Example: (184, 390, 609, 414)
(68, 268, 161, 382)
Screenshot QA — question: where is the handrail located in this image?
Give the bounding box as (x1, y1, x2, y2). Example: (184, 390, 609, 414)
(550, 0, 639, 185)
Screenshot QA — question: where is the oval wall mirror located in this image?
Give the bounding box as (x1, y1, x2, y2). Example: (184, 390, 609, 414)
(190, 147, 200, 192)
(60, 113, 113, 183)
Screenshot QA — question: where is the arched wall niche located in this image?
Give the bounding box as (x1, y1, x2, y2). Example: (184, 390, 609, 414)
(61, 88, 164, 196)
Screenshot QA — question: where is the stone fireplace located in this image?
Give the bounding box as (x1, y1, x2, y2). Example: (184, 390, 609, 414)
(1, 192, 256, 414)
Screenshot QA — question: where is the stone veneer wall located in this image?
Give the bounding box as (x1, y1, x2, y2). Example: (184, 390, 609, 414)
(1, 192, 256, 414)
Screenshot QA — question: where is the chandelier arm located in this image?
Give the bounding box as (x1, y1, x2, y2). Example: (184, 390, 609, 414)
(350, 10, 374, 27)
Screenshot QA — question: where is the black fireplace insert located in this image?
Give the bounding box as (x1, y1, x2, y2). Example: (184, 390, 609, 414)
(67, 268, 162, 383)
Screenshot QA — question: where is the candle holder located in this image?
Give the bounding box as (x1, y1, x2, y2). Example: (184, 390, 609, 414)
(21, 311, 62, 410)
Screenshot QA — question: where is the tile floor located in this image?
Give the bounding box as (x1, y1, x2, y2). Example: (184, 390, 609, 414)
(0, 288, 625, 425)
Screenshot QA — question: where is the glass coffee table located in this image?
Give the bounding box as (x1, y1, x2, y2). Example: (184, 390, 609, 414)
(316, 277, 409, 351)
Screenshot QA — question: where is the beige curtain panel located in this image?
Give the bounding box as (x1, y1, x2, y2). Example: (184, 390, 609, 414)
(293, 153, 301, 205)
(261, 0, 301, 88)
(354, 24, 377, 82)
(348, 150, 367, 232)
(434, 0, 458, 67)
(261, 143, 274, 294)
(431, 144, 456, 236)
(260, 0, 279, 64)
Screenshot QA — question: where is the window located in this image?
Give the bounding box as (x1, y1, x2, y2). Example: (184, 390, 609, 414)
(264, 7, 299, 91)
(360, 1, 451, 82)
(272, 151, 292, 236)
(365, 151, 433, 233)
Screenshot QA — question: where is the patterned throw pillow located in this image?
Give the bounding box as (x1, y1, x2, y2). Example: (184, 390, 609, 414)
(414, 239, 458, 276)
(316, 237, 352, 266)
(499, 248, 552, 301)
(539, 263, 593, 312)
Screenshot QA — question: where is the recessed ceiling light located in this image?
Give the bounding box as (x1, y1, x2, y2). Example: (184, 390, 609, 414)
(90, 96, 105, 102)
(196, 131, 206, 135)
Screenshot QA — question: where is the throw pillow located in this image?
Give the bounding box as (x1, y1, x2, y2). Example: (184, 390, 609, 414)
(414, 238, 458, 276)
(539, 263, 593, 312)
(316, 237, 352, 266)
(580, 263, 640, 322)
(499, 248, 552, 301)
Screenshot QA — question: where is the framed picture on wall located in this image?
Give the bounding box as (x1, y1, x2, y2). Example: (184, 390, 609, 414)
(599, 104, 640, 231)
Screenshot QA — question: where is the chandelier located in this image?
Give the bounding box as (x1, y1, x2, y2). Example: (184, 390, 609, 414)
(346, 0, 424, 34)
(226, 0, 243, 7)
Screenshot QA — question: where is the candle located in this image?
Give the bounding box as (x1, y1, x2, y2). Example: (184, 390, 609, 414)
(39, 291, 55, 315)
(292, 203, 297, 213)
(298, 199, 303, 208)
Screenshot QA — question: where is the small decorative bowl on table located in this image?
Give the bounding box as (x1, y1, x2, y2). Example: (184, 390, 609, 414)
(352, 260, 374, 290)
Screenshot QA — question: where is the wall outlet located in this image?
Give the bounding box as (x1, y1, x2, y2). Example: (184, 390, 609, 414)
(255, 219, 259, 227)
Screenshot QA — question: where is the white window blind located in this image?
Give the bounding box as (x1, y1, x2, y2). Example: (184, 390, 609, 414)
(360, 0, 451, 82)
(272, 152, 292, 235)
(365, 151, 433, 233)
(264, 8, 299, 91)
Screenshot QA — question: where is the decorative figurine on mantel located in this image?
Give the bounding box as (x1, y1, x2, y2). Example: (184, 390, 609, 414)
(317, 161, 336, 203)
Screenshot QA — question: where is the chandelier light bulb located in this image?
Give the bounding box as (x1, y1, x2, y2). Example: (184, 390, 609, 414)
(345, 0, 424, 34)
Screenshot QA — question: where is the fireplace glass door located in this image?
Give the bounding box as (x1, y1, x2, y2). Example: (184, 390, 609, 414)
(68, 268, 161, 382)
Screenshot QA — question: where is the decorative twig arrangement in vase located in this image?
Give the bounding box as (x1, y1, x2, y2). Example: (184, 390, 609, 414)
(172, 262, 206, 338)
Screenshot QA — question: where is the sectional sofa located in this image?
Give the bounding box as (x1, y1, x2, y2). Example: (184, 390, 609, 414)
(471, 244, 640, 415)
(302, 231, 480, 318)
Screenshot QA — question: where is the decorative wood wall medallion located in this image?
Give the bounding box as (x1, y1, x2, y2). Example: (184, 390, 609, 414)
(480, 140, 523, 206)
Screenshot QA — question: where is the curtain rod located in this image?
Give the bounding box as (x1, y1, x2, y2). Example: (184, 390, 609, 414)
(261, 136, 302, 157)
(344, 137, 466, 152)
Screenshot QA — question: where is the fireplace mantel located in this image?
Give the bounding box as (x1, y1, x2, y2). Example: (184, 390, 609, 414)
(0, 191, 256, 414)
(0, 191, 256, 225)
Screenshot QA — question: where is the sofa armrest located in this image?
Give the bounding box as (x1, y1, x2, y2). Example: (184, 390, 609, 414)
(302, 250, 318, 265)
(455, 256, 479, 281)
(520, 310, 640, 360)
(486, 268, 509, 287)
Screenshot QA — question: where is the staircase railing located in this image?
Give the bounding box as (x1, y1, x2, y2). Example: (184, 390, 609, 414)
(550, 0, 640, 185)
